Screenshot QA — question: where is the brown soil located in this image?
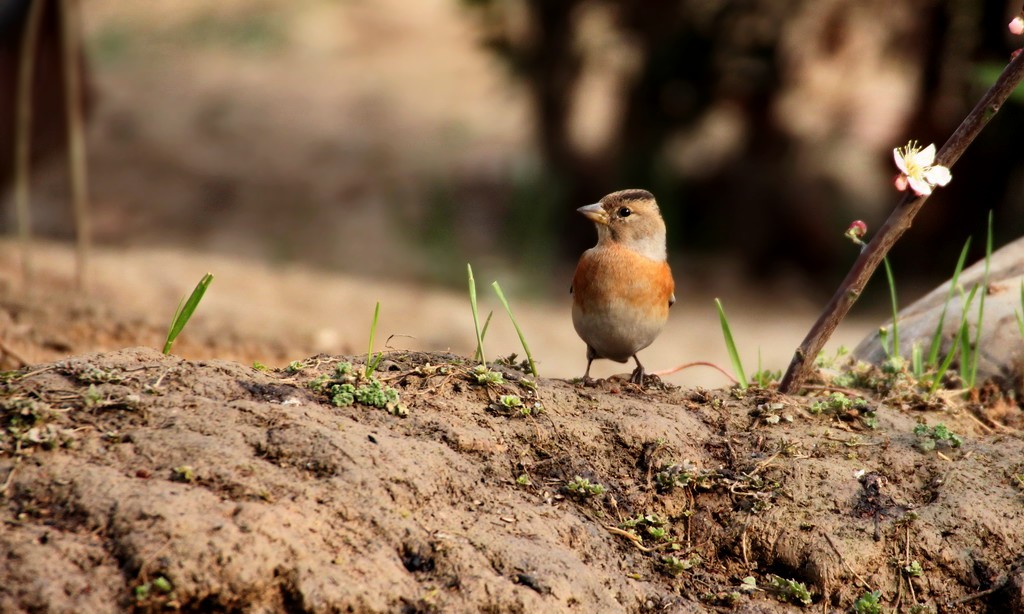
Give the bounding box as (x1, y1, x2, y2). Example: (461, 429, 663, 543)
(3, 345, 1024, 612)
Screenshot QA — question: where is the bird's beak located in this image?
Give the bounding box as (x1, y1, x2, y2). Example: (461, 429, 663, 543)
(577, 203, 608, 225)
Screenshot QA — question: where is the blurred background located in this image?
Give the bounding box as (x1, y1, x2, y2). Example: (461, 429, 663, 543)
(1, 0, 1023, 384)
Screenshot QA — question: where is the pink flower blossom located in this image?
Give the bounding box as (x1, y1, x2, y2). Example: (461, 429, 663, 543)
(1010, 16, 1024, 35)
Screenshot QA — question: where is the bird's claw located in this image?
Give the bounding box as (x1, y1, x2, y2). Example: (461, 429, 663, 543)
(629, 366, 646, 386)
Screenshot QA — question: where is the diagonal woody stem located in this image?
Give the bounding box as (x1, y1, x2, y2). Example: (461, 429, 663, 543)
(779, 49, 1024, 393)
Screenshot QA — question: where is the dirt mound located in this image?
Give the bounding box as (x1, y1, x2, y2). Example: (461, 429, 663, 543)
(2, 347, 1023, 612)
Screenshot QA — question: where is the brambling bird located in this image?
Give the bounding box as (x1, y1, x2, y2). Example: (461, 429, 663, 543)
(570, 189, 675, 385)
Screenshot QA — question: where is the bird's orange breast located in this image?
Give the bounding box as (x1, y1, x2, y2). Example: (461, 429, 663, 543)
(572, 244, 674, 316)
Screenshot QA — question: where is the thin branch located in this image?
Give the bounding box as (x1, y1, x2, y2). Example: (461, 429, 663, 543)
(15, 0, 47, 287)
(60, 0, 91, 290)
(780, 49, 1024, 393)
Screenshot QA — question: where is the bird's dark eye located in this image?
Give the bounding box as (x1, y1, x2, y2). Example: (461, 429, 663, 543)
(618, 207, 632, 218)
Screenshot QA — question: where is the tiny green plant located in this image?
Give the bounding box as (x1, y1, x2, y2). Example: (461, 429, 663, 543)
(566, 475, 606, 497)
(365, 301, 385, 377)
(766, 575, 812, 606)
(492, 281, 538, 376)
(751, 349, 781, 387)
(467, 264, 486, 366)
(714, 298, 748, 389)
(171, 465, 196, 483)
(472, 364, 504, 385)
(808, 391, 876, 429)
(853, 590, 882, 614)
(659, 554, 700, 576)
(286, 360, 304, 373)
(904, 561, 923, 577)
(162, 272, 213, 355)
(913, 423, 964, 451)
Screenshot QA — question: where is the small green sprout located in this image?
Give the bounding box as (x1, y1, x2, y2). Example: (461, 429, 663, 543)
(336, 362, 353, 377)
(252, 361, 267, 371)
(516, 474, 531, 486)
(354, 379, 400, 408)
(808, 392, 876, 428)
(330, 383, 356, 407)
(853, 590, 882, 614)
(152, 576, 173, 594)
(307, 374, 330, 392)
(739, 576, 758, 592)
(659, 554, 700, 576)
(913, 423, 963, 451)
(904, 560, 923, 577)
(498, 394, 522, 409)
(83, 384, 103, 407)
(767, 575, 812, 606)
(473, 364, 504, 385)
(163, 272, 213, 355)
(653, 460, 702, 493)
(172, 466, 196, 483)
(646, 526, 668, 541)
(134, 583, 151, 601)
(566, 475, 606, 497)
(286, 360, 305, 373)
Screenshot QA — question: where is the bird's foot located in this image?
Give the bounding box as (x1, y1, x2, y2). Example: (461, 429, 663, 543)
(629, 366, 646, 386)
(579, 375, 598, 387)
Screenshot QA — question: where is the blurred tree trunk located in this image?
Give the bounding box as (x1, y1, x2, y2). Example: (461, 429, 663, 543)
(465, 0, 1023, 283)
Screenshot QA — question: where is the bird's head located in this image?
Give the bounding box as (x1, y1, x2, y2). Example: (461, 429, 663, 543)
(577, 189, 667, 261)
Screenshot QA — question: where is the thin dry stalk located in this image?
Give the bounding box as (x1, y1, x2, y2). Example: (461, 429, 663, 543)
(59, 0, 91, 290)
(14, 0, 47, 286)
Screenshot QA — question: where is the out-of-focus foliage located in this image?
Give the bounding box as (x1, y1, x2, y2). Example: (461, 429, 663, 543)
(463, 0, 1024, 282)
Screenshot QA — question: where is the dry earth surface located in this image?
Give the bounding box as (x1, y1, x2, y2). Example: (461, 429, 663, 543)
(2, 244, 1024, 613)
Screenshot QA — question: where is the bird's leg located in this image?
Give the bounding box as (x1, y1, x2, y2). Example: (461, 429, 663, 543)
(630, 355, 646, 385)
(581, 346, 597, 385)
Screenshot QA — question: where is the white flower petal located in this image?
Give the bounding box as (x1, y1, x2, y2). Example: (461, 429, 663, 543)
(915, 143, 937, 166)
(893, 148, 909, 174)
(924, 165, 951, 187)
(908, 176, 933, 196)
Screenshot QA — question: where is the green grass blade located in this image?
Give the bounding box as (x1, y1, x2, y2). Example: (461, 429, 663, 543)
(911, 343, 923, 380)
(956, 284, 981, 388)
(468, 264, 485, 366)
(163, 272, 213, 355)
(492, 281, 538, 376)
(474, 311, 494, 362)
(1017, 281, 1024, 338)
(714, 298, 747, 389)
(882, 257, 900, 358)
(929, 330, 962, 395)
(365, 301, 382, 377)
(967, 212, 994, 388)
(927, 237, 971, 368)
(931, 284, 977, 394)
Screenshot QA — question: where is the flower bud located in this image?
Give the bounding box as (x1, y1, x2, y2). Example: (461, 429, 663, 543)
(1010, 16, 1024, 35)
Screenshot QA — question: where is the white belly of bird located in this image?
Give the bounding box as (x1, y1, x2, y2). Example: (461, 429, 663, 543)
(572, 299, 666, 363)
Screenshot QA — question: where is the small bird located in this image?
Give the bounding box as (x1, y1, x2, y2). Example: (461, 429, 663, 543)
(570, 189, 675, 385)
